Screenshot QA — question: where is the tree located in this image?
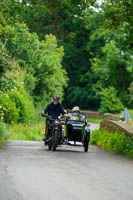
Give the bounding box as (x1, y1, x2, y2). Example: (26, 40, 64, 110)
(0, 0, 104, 110)
(101, 0, 133, 47)
(99, 86, 124, 114)
(0, 23, 67, 105)
(91, 24, 133, 106)
(0, 41, 12, 74)
(2, 0, 133, 112)
(0, 64, 36, 124)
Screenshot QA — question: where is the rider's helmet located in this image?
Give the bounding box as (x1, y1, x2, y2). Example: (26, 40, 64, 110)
(72, 106, 80, 113)
(53, 95, 59, 102)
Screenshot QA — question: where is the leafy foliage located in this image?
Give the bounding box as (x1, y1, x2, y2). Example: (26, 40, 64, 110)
(0, 88, 36, 124)
(99, 86, 124, 114)
(8, 122, 44, 141)
(0, 91, 20, 123)
(90, 129, 133, 158)
(0, 41, 12, 73)
(0, 23, 67, 104)
(91, 27, 133, 106)
(101, 0, 133, 47)
(128, 82, 133, 107)
(1, 0, 133, 130)
(0, 122, 9, 148)
(0, 65, 36, 124)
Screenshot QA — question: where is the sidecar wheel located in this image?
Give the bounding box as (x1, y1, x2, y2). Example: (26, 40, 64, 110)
(53, 145, 56, 151)
(83, 130, 90, 152)
(84, 142, 89, 152)
(48, 145, 52, 150)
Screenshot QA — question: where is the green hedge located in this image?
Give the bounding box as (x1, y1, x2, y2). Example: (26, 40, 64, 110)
(90, 129, 133, 158)
(0, 122, 9, 148)
(0, 89, 36, 124)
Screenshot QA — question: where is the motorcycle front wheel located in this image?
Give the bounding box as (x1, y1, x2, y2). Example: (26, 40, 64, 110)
(52, 129, 58, 151)
(48, 144, 52, 150)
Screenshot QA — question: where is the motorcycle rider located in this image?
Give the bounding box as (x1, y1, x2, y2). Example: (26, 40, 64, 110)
(41, 96, 66, 144)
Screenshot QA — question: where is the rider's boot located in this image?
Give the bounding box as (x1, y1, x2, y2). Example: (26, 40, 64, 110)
(45, 132, 51, 145)
(43, 133, 46, 142)
(44, 126, 49, 144)
(44, 135, 48, 145)
(43, 133, 49, 144)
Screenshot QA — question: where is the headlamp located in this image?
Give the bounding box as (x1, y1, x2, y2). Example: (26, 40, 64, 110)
(54, 119, 60, 125)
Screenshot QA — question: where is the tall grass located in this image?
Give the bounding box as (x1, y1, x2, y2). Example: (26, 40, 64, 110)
(128, 109, 133, 120)
(90, 129, 133, 158)
(8, 122, 45, 141)
(87, 118, 102, 124)
(0, 122, 10, 148)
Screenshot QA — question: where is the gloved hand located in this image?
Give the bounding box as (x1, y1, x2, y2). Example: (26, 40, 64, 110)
(63, 114, 70, 119)
(41, 112, 45, 117)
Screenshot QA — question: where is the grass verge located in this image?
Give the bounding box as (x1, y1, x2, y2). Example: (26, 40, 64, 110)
(90, 129, 133, 158)
(87, 118, 102, 124)
(0, 122, 10, 148)
(8, 122, 45, 141)
(128, 109, 133, 120)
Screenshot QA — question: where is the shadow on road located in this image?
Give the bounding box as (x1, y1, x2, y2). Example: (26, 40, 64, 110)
(43, 145, 100, 154)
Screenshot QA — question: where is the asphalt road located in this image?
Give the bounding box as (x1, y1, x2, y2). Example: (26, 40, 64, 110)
(0, 124, 133, 200)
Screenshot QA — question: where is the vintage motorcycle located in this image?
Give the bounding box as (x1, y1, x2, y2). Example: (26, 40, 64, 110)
(43, 113, 90, 152)
(44, 115, 63, 151)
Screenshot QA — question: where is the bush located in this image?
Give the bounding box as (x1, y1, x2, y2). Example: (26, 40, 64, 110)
(1, 23, 67, 104)
(8, 89, 36, 124)
(90, 129, 133, 158)
(128, 82, 133, 108)
(0, 68, 36, 124)
(99, 86, 124, 114)
(0, 122, 9, 148)
(0, 89, 36, 124)
(0, 92, 19, 123)
(0, 68, 22, 92)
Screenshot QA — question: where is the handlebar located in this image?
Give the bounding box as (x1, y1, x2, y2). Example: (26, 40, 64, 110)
(41, 112, 69, 121)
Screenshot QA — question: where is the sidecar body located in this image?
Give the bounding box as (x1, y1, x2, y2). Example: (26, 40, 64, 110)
(64, 112, 86, 142)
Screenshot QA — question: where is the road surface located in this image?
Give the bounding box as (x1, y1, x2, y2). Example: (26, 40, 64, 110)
(0, 124, 133, 200)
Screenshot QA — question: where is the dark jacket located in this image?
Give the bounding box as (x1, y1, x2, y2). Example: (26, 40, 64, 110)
(44, 102, 65, 119)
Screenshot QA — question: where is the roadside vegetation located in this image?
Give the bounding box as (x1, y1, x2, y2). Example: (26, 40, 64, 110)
(8, 122, 45, 141)
(87, 118, 102, 124)
(128, 110, 133, 121)
(90, 129, 133, 159)
(0, 122, 9, 148)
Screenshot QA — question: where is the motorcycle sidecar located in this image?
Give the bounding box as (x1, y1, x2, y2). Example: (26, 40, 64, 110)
(64, 112, 90, 152)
